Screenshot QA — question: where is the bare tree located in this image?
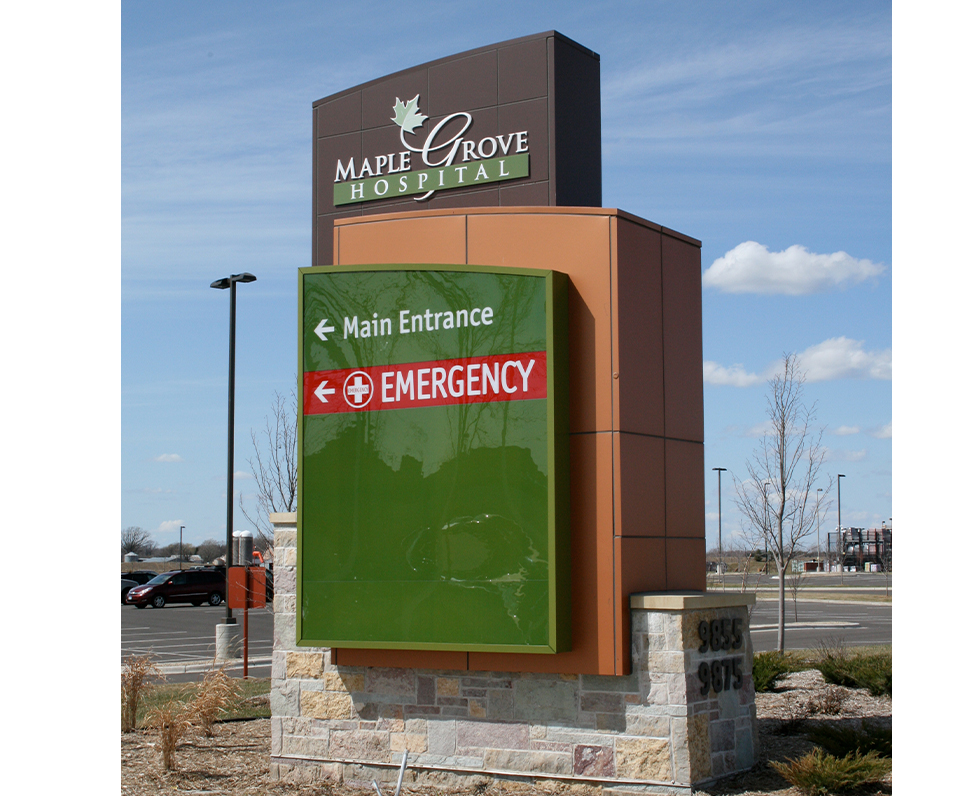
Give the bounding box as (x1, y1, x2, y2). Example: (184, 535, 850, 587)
(122, 526, 155, 558)
(240, 386, 297, 554)
(197, 538, 227, 563)
(733, 354, 832, 652)
(787, 570, 806, 622)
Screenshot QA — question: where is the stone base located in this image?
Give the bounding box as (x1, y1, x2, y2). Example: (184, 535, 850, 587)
(268, 515, 756, 795)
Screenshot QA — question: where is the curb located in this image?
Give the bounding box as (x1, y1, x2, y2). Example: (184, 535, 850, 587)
(125, 656, 273, 676)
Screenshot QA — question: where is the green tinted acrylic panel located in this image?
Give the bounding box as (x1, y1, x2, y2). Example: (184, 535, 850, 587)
(298, 264, 569, 652)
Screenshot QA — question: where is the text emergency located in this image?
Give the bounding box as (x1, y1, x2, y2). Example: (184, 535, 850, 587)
(303, 352, 547, 415)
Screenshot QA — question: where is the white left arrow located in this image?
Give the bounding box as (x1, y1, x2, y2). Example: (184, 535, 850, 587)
(314, 319, 336, 340)
(314, 380, 336, 403)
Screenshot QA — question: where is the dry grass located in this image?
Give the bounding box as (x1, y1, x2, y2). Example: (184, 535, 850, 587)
(121, 654, 164, 732)
(145, 698, 194, 770)
(191, 666, 242, 737)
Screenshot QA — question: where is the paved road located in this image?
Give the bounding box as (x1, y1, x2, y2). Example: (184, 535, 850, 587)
(121, 603, 273, 682)
(122, 589, 891, 681)
(749, 597, 891, 653)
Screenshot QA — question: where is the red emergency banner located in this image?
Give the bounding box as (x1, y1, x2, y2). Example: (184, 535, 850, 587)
(303, 351, 547, 415)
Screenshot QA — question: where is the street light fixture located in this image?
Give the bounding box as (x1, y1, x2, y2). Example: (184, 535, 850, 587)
(713, 467, 726, 589)
(211, 272, 257, 626)
(837, 473, 845, 585)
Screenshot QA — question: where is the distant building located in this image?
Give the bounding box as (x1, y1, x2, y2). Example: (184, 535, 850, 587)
(826, 526, 891, 570)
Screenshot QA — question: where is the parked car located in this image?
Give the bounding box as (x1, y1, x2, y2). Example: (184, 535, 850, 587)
(125, 570, 158, 585)
(121, 577, 138, 604)
(124, 567, 226, 608)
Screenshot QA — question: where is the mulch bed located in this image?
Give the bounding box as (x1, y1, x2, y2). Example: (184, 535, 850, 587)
(121, 669, 891, 796)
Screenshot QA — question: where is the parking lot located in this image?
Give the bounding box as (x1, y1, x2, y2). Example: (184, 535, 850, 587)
(121, 603, 273, 682)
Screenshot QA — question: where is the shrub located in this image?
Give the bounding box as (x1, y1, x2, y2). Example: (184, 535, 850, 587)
(807, 684, 849, 716)
(808, 720, 892, 759)
(771, 748, 890, 795)
(752, 651, 792, 692)
(816, 643, 891, 696)
(146, 699, 193, 771)
(191, 667, 241, 737)
(121, 654, 163, 732)
(774, 692, 810, 735)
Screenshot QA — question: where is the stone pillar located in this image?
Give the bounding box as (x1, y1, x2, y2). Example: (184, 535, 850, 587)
(269, 512, 757, 794)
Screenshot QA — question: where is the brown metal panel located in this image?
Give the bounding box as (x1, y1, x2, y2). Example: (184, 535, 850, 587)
(336, 215, 468, 265)
(335, 648, 468, 670)
(360, 69, 430, 125)
(429, 49, 499, 115)
(661, 234, 703, 442)
(466, 212, 613, 433)
(613, 217, 664, 436)
(617, 432, 666, 537)
(315, 132, 362, 217)
(429, 187, 500, 209)
(313, 32, 602, 265)
(665, 438, 705, 539)
(616, 535, 668, 671)
(315, 90, 362, 136)
(552, 36, 601, 206)
(666, 537, 706, 591)
(498, 37, 548, 104)
(499, 180, 549, 206)
(498, 97, 549, 184)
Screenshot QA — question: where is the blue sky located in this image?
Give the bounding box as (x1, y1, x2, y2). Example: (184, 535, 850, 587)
(7, 2, 956, 786)
(119, 0, 891, 552)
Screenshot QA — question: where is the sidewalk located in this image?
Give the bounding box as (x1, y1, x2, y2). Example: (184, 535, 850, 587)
(140, 656, 273, 676)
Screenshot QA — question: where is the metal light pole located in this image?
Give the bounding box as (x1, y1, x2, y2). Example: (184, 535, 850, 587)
(713, 467, 726, 589)
(211, 272, 257, 627)
(180, 525, 185, 566)
(815, 488, 822, 569)
(837, 473, 845, 585)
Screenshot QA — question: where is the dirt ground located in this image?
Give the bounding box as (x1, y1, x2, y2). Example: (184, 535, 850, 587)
(120, 669, 891, 796)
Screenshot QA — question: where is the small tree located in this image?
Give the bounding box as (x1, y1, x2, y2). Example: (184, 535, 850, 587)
(122, 526, 155, 558)
(240, 386, 297, 554)
(734, 354, 832, 652)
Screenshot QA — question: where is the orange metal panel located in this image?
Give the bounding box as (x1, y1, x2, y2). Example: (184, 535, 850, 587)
(335, 648, 468, 670)
(335, 214, 468, 265)
(465, 212, 613, 433)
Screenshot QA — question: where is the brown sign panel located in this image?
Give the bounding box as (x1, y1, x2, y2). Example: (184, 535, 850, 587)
(313, 31, 601, 265)
(228, 566, 267, 609)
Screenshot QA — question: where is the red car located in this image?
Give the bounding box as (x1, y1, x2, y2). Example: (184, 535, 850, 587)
(124, 567, 226, 608)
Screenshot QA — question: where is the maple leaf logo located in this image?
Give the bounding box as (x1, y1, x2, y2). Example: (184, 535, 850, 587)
(391, 95, 427, 135)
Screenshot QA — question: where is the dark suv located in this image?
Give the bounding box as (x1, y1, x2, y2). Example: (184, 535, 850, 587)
(124, 567, 226, 608)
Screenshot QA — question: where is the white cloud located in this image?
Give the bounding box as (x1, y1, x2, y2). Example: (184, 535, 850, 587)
(157, 520, 185, 534)
(702, 241, 884, 295)
(709, 339, 891, 388)
(744, 421, 774, 438)
(154, 453, 183, 463)
(831, 449, 868, 463)
(833, 425, 860, 436)
(703, 361, 763, 387)
(796, 337, 891, 381)
(870, 423, 892, 439)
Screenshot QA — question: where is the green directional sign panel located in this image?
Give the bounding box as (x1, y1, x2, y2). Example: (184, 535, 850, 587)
(297, 263, 569, 653)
